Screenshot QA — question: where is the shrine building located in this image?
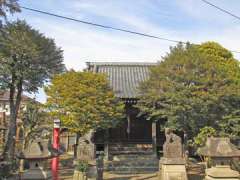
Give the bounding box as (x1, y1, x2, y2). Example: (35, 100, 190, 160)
(86, 62, 169, 158)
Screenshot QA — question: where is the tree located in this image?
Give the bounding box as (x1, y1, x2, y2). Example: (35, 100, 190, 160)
(19, 100, 51, 171)
(199, 42, 240, 139)
(0, 0, 20, 18)
(45, 71, 124, 157)
(0, 20, 65, 160)
(138, 42, 240, 139)
(20, 101, 51, 151)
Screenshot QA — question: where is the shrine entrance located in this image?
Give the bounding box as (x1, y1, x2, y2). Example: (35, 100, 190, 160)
(108, 117, 152, 144)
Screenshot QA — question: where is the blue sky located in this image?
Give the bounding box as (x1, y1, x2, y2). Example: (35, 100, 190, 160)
(11, 0, 240, 102)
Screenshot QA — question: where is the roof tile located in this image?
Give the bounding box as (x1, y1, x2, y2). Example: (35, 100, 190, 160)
(87, 62, 156, 98)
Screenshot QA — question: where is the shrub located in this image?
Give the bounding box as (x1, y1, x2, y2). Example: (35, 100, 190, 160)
(193, 126, 217, 147)
(75, 160, 88, 173)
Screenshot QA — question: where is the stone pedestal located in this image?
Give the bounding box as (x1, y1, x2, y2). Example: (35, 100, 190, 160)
(73, 170, 87, 180)
(21, 170, 51, 180)
(86, 161, 97, 180)
(20, 160, 52, 179)
(205, 165, 239, 180)
(159, 158, 187, 180)
(159, 129, 188, 180)
(160, 165, 188, 180)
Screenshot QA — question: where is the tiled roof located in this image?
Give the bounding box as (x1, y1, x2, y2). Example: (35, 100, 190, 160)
(198, 137, 240, 157)
(87, 62, 156, 99)
(0, 91, 33, 102)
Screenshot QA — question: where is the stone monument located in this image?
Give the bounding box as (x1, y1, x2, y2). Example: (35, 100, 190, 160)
(198, 137, 240, 180)
(75, 130, 97, 180)
(77, 130, 95, 161)
(159, 128, 188, 180)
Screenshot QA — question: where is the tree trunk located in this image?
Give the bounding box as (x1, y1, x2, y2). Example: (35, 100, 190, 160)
(19, 136, 27, 172)
(3, 80, 22, 161)
(3, 106, 17, 161)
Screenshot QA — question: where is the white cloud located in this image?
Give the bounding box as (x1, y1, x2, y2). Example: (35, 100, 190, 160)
(17, 0, 240, 102)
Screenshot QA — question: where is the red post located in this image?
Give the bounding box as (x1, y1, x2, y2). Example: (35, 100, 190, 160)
(53, 127, 60, 149)
(51, 119, 60, 180)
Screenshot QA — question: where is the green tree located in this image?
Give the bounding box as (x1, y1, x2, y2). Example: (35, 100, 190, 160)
(45, 71, 124, 156)
(19, 101, 51, 171)
(0, 20, 64, 160)
(20, 101, 51, 150)
(0, 0, 20, 18)
(138, 42, 240, 139)
(219, 107, 240, 139)
(193, 126, 217, 147)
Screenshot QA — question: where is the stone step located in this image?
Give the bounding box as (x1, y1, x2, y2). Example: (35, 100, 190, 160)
(109, 144, 152, 150)
(112, 154, 157, 161)
(106, 144, 158, 174)
(110, 150, 153, 156)
(106, 166, 159, 174)
(109, 148, 153, 153)
(106, 160, 159, 167)
(109, 144, 152, 149)
(109, 143, 152, 147)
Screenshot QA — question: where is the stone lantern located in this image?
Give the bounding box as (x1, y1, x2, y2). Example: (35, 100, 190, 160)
(198, 137, 240, 180)
(18, 139, 60, 179)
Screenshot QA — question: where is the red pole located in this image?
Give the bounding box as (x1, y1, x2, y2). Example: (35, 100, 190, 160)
(53, 128, 60, 149)
(51, 119, 60, 180)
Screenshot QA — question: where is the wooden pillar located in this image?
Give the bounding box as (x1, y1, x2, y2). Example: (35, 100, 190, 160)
(152, 121, 157, 156)
(66, 130, 70, 152)
(65, 132, 69, 151)
(127, 114, 131, 139)
(104, 129, 111, 160)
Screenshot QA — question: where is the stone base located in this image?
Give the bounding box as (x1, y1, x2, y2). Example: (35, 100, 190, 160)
(159, 164, 188, 180)
(86, 162, 97, 179)
(21, 169, 52, 179)
(205, 166, 239, 180)
(160, 157, 186, 165)
(73, 170, 87, 180)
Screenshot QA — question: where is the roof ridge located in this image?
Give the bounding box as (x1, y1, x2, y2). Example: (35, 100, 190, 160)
(86, 62, 157, 66)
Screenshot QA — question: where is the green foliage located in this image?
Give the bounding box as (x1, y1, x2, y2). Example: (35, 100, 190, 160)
(220, 109, 240, 139)
(198, 41, 233, 60)
(75, 160, 88, 172)
(20, 101, 51, 148)
(0, 20, 65, 92)
(45, 71, 124, 135)
(138, 42, 240, 138)
(193, 126, 217, 147)
(0, 0, 20, 18)
(0, 20, 64, 160)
